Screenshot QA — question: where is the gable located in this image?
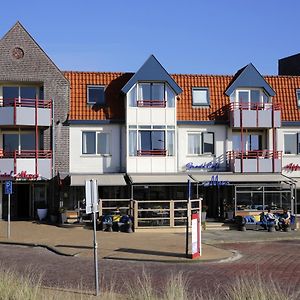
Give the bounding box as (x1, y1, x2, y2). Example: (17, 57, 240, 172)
(121, 55, 182, 94)
(0, 21, 68, 84)
(225, 63, 275, 96)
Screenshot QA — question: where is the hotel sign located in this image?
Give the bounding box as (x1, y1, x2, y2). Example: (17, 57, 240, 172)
(0, 171, 39, 180)
(283, 163, 300, 172)
(186, 162, 220, 171)
(203, 175, 230, 187)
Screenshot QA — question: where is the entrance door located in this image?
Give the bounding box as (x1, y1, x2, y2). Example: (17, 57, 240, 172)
(16, 185, 30, 219)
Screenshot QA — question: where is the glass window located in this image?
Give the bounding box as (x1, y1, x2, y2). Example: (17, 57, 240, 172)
(152, 83, 164, 101)
(140, 131, 151, 151)
(82, 132, 96, 154)
(128, 85, 137, 107)
(3, 134, 19, 152)
(21, 133, 36, 150)
(237, 91, 249, 103)
(167, 131, 175, 156)
(129, 130, 137, 156)
(202, 132, 214, 154)
(192, 88, 209, 106)
(97, 132, 109, 154)
(297, 89, 300, 107)
(87, 86, 105, 105)
(262, 91, 269, 103)
(188, 133, 201, 155)
(233, 135, 245, 151)
(20, 87, 37, 99)
(166, 85, 175, 107)
(3, 87, 19, 100)
(152, 131, 165, 150)
(284, 133, 297, 154)
(138, 83, 151, 100)
(250, 90, 260, 104)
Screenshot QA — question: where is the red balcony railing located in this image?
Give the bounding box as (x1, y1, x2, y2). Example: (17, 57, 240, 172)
(1, 98, 52, 108)
(0, 150, 52, 159)
(137, 99, 166, 107)
(137, 149, 167, 156)
(226, 102, 281, 111)
(227, 150, 282, 160)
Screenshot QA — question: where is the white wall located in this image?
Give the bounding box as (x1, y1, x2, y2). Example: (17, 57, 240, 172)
(69, 124, 122, 174)
(278, 127, 300, 177)
(177, 125, 227, 173)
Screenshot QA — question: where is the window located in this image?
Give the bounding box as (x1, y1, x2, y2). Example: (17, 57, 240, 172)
(3, 132, 36, 152)
(297, 89, 300, 107)
(87, 86, 105, 105)
(232, 133, 263, 152)
(129, 125, 175, 156)
(2, 86, 42, 100)
(187, 132, 214, 155)
(128, 82, 175, 107)
(82, 131, 110, 155)
(284, 133, 300, 154)
(192, 88, 209, 106)
(235, 89, 270, 105)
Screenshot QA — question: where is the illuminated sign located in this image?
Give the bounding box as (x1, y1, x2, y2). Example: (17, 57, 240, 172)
(203, 175, 230, 187)
(0, 171, 39, 180)
(283, 163, 300, 171)
(186, 162, 220, 171)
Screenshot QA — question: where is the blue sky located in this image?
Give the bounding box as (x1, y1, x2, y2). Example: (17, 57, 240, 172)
(1, 0, 299, 75)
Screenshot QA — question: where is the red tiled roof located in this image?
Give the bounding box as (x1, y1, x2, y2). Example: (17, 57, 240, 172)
(65, 71, 300, 122)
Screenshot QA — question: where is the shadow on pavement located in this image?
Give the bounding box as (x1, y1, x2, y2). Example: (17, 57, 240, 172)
(114, 247, 186, 258)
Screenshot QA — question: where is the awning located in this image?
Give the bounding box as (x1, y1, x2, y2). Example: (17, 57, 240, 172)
(190, 173, 294, 183)
(70, 174, 127, 186)
(128, 174, 194, 184)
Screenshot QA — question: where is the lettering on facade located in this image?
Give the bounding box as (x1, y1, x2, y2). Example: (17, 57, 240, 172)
(0, 170, 39, 180)
(203, 175, 230, 187)
(186, 162, 220, 171)
(283, 163, 300, 172)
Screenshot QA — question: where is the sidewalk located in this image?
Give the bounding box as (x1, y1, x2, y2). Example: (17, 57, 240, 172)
(0, 221, 298, 263)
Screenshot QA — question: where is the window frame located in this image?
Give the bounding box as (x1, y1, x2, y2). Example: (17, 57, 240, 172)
(128, 125, 175, 156)
(187, 131, 215, 156)
(192, 87, 210, 107)
(284, 132, 300, 155)
(87, 85, 105, 105)
(81, 130, 111, 156)
(296, 89, 300, 107)
(235, 88, 270, 105)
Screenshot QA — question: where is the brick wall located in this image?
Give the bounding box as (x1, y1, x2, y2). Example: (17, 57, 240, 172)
(0, 22, 70, 174)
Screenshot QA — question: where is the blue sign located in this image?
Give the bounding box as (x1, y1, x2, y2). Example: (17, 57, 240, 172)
(203, 175, 230, 187)
(186, 162, 220, 171)
(4, 181, 13, 195)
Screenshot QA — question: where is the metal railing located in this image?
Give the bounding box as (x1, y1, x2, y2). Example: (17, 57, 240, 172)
(137, 99, 166, 107)
(225, 102, 281, 111)
(137, 149, 167, 156)
(0, 98, 52, 108)
(0, 150, 52, 159)
(227, 150, 282, 160)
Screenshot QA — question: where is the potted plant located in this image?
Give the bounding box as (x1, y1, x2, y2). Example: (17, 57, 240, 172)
(36, 202, 48, 221)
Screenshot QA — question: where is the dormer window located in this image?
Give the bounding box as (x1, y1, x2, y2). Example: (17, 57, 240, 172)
(231, 89, 270, 106)
(87, 85, 105, 105)
(192, 88, 210, 106)
(128, 82, 175, 108)
(296, 89, 300, 107)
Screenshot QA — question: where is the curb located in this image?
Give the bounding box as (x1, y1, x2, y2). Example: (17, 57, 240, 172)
(0, 241, 77, 257)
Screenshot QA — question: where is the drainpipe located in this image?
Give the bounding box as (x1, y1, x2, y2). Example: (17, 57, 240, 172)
(52, 98, 55, 178)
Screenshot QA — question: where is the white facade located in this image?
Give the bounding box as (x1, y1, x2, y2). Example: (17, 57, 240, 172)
(69, 124, 124, 174)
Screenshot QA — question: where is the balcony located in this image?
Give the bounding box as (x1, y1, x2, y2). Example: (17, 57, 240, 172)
(226, 103, 281, 128)
(137, 149, 167, 156)
(0, 150, 52, 179)
(227, 150, 282, 173)
(0, 98, 52, 127)
(137, 99, 166, 107)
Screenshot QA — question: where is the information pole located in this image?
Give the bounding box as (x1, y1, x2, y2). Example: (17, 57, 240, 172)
(85, 179, 99, 296)
(4, 181, 13, 239)
(186, 179, 191, 258)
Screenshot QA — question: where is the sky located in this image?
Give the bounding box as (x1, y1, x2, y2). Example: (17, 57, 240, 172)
(1, 0, 299, 75)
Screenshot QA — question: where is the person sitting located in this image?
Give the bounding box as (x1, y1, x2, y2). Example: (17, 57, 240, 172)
(265, 208, 279, 229)
(278, 208, 291, 231)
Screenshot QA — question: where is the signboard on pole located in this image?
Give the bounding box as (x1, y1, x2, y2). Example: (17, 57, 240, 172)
(5, 181, 12, 195)
(191, 212, 201, 259)
(85, 179, 99, 214)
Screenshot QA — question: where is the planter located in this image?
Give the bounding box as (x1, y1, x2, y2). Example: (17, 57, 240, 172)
(37, 208, 48, 221)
